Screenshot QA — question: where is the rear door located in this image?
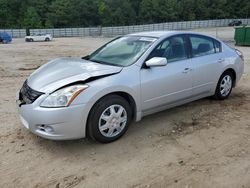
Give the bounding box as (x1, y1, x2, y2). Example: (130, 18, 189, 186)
(188, 34, 224, 96)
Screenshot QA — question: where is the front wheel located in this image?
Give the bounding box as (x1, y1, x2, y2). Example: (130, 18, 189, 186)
(87, 95, 132, 143)
(45, 38, 50, 41)
(214, 71, 233, 100)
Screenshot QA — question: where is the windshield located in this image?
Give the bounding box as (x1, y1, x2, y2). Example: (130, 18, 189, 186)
(89, 36, 157, 67)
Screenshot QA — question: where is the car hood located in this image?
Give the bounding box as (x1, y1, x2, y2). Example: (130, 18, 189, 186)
(27, 57, 122, 93)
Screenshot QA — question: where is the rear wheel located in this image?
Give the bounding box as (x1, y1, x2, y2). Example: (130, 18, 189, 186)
(30, 38, 34, 42)
(45, 38, 50, 41)
(87, 95, 132, 143)
(214, 71, 233, 100)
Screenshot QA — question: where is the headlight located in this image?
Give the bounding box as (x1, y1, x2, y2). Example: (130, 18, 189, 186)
(40, 85, 88, 108)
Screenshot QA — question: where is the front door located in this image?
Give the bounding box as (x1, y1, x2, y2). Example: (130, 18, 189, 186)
(140, 35, 193, 112)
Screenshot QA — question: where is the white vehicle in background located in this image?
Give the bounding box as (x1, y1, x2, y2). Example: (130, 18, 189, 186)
(25, 33, 53, 42)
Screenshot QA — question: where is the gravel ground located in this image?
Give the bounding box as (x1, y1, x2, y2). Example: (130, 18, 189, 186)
(0, 27, 250, 188)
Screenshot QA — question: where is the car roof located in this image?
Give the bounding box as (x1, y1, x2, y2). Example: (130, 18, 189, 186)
(127, 31, 218, 40)
(34, 33, 47, 35)
(128, 31, 179, 38)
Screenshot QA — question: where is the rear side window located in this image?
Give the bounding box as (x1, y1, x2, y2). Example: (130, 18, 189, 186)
(190, 35, 215, 57)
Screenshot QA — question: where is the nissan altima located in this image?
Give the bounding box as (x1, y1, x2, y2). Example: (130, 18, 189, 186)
(16, 31, 244, 143)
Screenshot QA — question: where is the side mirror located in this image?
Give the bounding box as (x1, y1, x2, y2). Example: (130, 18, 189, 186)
(145, 57, 167, 67)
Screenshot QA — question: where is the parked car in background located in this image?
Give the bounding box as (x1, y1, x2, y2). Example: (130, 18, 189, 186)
(16, 31, 244, 143)
(228, 20, 242, 26)
(0, 32, 12, 43)
(25, 33, 52, 42)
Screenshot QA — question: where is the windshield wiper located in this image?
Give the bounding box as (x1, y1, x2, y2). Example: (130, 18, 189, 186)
(81, 55, 90, 60)
(89, 59, 123, 67)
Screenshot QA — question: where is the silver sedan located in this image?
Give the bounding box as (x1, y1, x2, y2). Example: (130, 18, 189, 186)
(16, 31, 244, 143)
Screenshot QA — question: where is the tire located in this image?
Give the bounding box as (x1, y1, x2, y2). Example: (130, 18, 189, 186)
(87, 95, 132, 143)
(214, 71, 234, 100)
(45, 38, 50, 41)
(30, 38, 34, 42)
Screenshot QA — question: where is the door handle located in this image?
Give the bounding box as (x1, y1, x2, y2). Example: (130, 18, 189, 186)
(218, 58, 225, 63)
(182, 68, 192, 73)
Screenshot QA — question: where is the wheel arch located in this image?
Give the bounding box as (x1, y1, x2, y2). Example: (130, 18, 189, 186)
(85, 91, 138, 138)
(88, 91, 137, 121)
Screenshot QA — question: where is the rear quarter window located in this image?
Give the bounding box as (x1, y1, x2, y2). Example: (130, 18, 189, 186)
(214, 39, 222, 53)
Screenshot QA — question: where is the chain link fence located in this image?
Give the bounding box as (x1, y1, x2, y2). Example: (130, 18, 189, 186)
(1, 18, 249, 38)
(0, 29, 26, 38)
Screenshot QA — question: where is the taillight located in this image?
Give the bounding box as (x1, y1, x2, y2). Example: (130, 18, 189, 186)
(235, 49, 244, 61)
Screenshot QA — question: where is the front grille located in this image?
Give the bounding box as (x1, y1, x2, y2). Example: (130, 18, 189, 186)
(19, 80, 44, 105)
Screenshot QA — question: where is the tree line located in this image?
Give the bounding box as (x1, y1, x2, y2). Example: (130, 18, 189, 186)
(0, 0, 249, 29)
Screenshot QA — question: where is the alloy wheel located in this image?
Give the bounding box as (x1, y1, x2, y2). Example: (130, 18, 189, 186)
(220, 75, 232, 97)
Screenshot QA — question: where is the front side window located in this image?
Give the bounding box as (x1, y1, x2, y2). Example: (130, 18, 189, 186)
(148, 36, 188, 63)
(89, 36, 156, 67)
(190, 35, 215, 57)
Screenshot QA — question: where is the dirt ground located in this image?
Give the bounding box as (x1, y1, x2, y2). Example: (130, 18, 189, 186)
(0, 27, 250, 188)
